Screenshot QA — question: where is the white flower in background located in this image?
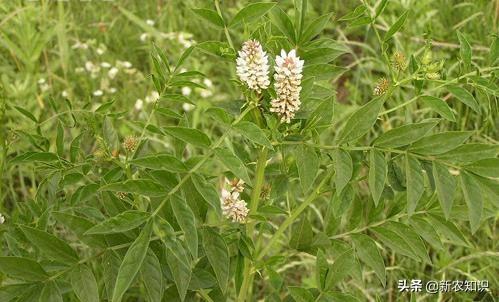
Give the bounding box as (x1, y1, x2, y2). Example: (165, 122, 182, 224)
(203, 78, 213, 88)
(85, 61, 95, 72)
(146, 19, 155, 26)
(135, 99, 144, 110)
(37, 78, 50, 92)
(72, 40, 88, 50)
(236, 40, 270, 92)
(108, 87, 117, 94)
(62, 90, 68, 98)
(101, 62, 111, 68)
(123, 68, 137, 75)
(93, 90, 103, 97)
(75, 67, 85, 73)
(182, 103, 195, 112)
(270, 49, 304, 123)
(181, 86, 192, 96)
(140, 33, 149, 42)
(177, 32, 195, 48)
(108, 67, 119, 79)
(0, 213, 5, 224)
(200, 78, 214, 98)
(117, 60, 133, 69)
(220, 189, 249, 223)
(96, 46, 106, 55)
(145, 90, 160, 103)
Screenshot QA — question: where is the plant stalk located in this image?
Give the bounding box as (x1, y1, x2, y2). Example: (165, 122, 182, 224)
(237, 146, 268, 301)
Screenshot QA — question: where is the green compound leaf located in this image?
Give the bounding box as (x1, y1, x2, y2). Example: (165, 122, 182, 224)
(420, 96, 456, 122)
(334, 148, 353, 195)
(202, 228, 230, 293)
(459, 172, 483, 234)
(447, 85, 480, 113)
(112, 221, 152, 302)
(433, 162, 456, 219)
(0, 257, 48, 282)
(373, 121, 438, 148)
(171, 195, 198, 259)
(409, 131, 472, 155)
(71, 265, 99, 302)
(351, 234, 386, 286)
(337, 97, 385, 144)
(405, 154, 424, 215)
(20, 225, 79, 265)
(383, 10, 408, 42)
(85, 211, 150, 235)
(163, 126, 211, 148)
(368, 149, 387, 206)
(295, 145, 319, 193)
(230, 2, 276, 28)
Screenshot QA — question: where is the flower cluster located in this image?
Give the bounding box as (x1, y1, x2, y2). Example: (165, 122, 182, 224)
(220, 178, 249, 223)
(392, 52, 407, 71)
(270, 49, 304, 123)
(236, 41, 304, 123)
(137, 18, 195, 48)
(236, 40, 271, 92)
(122, 135, 139, 153)
(373, 77, 389, 96)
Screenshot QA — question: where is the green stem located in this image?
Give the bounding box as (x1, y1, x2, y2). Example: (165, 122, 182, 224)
(380, 66, 499, 115)
(238, 147, 268, 301)
(256, 169, 334, 260)
(151, 106, 253, 217)
(215, 0, 234, 49)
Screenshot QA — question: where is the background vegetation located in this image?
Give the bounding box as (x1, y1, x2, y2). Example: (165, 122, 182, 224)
(0, 0, 498, 301)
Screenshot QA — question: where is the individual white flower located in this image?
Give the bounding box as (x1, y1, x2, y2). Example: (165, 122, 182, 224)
(96, 47, 105, 55)
(38, 78, 46, 85)
(140, 33, 149, 42)
(181, 86, 192, 96)
(101, 62, 111, 68)
(182, 102, 195, 112)
(177, 32, 195, 48)
(145, 91, 160, 103)
(203, 78, 213, 88)
(108, 67, 119, 79)
(108, 87, 117, 94)
(236, 40, 270, 92)
(62, 90, 68, 98)
(93, 90, 103, 97)
(75, 67, 85, 73)
(117, 60, 132, 69)
(220, 189, 249, 223)
(225, 178, 245, 193)
(123, 68, 137, 75)
(200, 89, 213, 98)
(72, 40, 88, 50)
(135, 99, 144, 110)
(85, 61, 95, 72)
(0, 213, 5, 224)
(40, 84, 50, 92)
(146, 19, 155, 26)
(269, 49, 304, 123)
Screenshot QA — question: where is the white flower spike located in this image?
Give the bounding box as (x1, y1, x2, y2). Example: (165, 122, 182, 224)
(220, 189, 249, 223)
(236, 40, 270, 92)
(270, 49, 304, 123)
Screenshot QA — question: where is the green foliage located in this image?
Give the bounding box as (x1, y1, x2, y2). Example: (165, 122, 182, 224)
(0, 0, 497, 301)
